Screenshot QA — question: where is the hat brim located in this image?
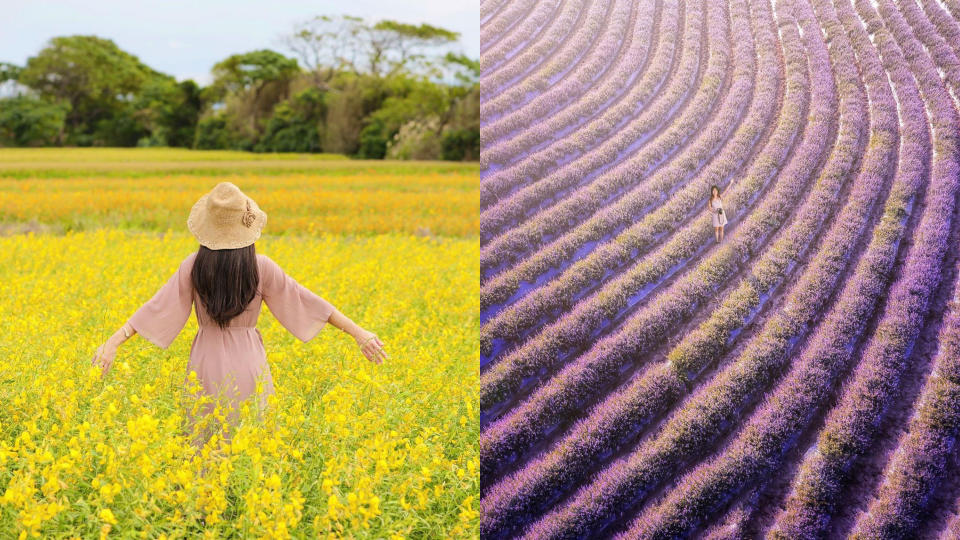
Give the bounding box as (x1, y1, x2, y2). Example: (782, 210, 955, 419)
(187, 193, 267, 250)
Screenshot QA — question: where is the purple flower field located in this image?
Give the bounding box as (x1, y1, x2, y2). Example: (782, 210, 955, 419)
(479, 0, 960, 537)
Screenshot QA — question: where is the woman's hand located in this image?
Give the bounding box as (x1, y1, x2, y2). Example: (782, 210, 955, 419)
(91, 341, 118, 378)
(354, 329, 387, 365)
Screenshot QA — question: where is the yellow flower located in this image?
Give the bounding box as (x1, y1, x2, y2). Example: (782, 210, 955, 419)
(0, 149, 478, 538)
(327, 494, 340, 519)
(265, 473, 282, 490)
(99, 508, 118, 525)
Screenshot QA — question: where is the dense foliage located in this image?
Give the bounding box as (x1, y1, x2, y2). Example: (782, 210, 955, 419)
(0, 16, 478, 161)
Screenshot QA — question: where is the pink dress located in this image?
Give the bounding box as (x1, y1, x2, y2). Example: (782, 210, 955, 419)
(126, 251, 335, 444)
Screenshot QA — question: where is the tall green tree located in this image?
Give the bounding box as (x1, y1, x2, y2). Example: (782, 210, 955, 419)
(0, 62, 22, 84)
(436, 53, 479, 160)
(18, 36, 168, 145)
(207, 50, 300, 141)
(365, 21, 459, 77)
(256, 87, 327, 152)
(283, 16, 459, 78)
(280, 15, 475, 160)
(0, 96, 68, 147)
(209, 50, 300, 100)
(356, 74, 446, 158)
(133, 79, 204, 147)
(1, 19, 477, 160)
(282, 15, 365, 85)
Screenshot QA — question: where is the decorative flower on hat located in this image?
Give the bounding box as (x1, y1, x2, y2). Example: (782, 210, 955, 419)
(241, 200, 257, 228)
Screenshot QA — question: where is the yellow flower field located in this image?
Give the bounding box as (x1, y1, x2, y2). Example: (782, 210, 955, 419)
(0, 149, 477, 238)
(0, 173, 476, 237)
(0, 150, 478, 539)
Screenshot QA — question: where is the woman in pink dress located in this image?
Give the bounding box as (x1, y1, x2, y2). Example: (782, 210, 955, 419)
(90, 182, 388, 451)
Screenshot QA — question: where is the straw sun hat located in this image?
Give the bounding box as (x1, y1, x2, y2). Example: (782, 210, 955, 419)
(187, 182, 267, 250)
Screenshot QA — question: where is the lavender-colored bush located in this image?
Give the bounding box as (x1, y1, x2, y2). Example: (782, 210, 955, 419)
(479, 0, 960, 536)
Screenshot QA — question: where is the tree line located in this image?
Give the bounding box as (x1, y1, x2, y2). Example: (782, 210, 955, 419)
(0, 15, 479, 160)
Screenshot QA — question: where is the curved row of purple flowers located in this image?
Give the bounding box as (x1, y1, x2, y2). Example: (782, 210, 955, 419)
(479, 0, 741, 312)
(481, 0, 590, 105)
(614, 0, 960, 534)
(771, 0, 960, 536)
(481, 0, 876, 535)
(482, 0, 633, 133)
(480, 0, 542, 63)
(479, 4, 758, 363)
(479, 0, 687, 215)
(477, 0, 757, 429)
(479, 0, 834, 499)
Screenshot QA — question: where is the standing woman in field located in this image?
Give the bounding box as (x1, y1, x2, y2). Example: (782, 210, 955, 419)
(90, 182, 388, 451)
(711, 184, 728, 243)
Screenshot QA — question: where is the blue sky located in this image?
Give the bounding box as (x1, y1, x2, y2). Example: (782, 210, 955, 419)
(1, 0, 478, 85)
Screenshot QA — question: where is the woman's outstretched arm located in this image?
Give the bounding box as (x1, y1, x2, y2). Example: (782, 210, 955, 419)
(326, 307, 388, 365)
(91, 322, 137, 378)
(721, 181, 732, 198)
(259, 254, 388, 364)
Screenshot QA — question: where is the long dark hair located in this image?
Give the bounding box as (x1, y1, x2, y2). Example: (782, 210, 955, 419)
(710, 184, 721, 201)
(191, 244, 260, 329)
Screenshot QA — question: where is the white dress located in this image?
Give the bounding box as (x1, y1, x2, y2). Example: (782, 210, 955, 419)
(711, 197, 728, 227)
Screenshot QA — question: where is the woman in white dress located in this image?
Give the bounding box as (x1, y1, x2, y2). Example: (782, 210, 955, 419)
(710, 184, 728, 243)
